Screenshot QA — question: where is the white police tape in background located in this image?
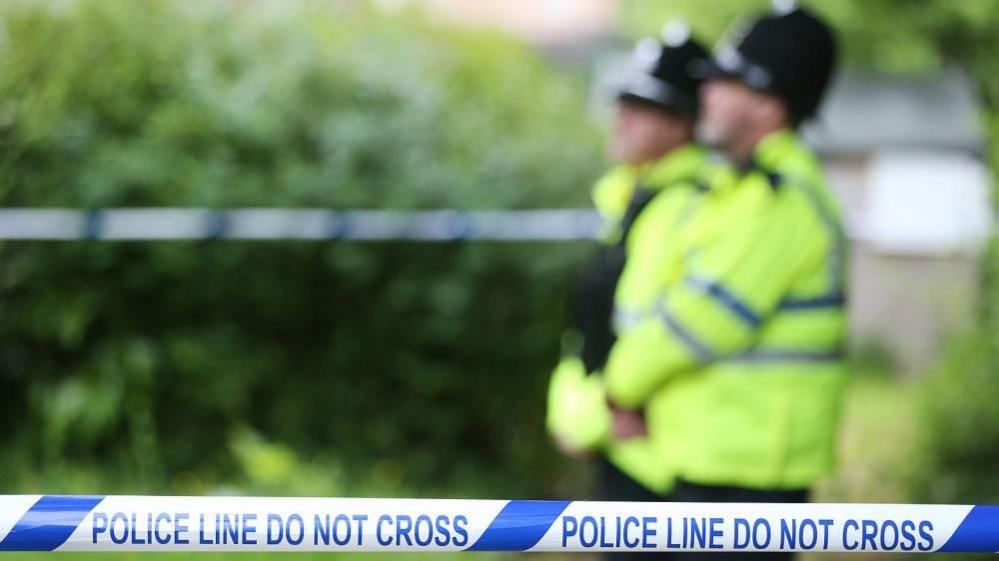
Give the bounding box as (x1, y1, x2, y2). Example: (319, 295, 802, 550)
(0, 496, 997, 553)
(0, 208, 876, 242)
(0, 209, 603, 241)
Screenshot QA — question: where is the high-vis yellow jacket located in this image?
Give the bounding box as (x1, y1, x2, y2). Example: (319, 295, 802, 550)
(591, 145, 709, 245)
(604, 130, 848, 491)
(547, 143, 713, 493)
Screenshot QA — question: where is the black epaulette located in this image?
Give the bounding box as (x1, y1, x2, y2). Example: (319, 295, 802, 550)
(746, 156, 784, 192)
(765, 171, 784, 192)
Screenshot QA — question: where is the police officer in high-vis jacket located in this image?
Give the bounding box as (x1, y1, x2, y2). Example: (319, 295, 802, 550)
(546, 23, 716, 541)
(601, 4, 846, 560)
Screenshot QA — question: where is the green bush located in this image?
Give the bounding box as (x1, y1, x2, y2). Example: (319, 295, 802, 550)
(907, 114, 999, 516)
(0, 0, 603, 496)
(909, 233, 999, 507)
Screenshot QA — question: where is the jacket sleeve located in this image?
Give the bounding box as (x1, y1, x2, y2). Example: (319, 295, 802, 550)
(604, 187, 822, 408)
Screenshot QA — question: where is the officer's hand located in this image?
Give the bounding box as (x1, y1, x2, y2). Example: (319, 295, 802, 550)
(546, 357, 612, 454)
(610, 405, 648, 439)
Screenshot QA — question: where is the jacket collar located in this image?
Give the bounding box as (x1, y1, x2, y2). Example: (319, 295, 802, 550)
(745, 128, 802, 174)
(640, 142, 710, 191)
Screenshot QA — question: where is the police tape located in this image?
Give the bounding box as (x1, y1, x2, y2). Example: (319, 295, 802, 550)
(0, 496, 997, 553)
(0, 208, 877, 241)
(0, 209, 603, 241)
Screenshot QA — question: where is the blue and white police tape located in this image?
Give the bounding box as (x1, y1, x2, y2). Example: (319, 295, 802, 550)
(0, 208, 875, 242)
(0, 209, 603, 241)
(1, 496, 998, 553)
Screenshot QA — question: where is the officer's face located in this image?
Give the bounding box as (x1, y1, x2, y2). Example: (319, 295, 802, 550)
(698, 78, 755, 148)
(610, 101, 691, 166)
(698, 78, 786, 154)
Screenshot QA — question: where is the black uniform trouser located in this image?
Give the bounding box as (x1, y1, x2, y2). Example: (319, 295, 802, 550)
(599, 460, 808, 561)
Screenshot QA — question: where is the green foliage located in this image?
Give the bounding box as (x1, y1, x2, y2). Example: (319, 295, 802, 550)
(0, 0, 603, 496)
(909, 235, 999, 516)
(911, 330, 999, 504)
(620, 0, 767, 46)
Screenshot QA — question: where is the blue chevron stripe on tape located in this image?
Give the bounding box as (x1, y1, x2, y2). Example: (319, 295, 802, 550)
(466, 500, 570, 551)
(939, 505, 999, 553)
(0, 495, 104, 551)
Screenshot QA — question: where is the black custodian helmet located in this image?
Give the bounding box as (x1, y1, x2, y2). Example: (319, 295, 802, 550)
(617, 21, 710, 119)
(711, 1, 837, 124)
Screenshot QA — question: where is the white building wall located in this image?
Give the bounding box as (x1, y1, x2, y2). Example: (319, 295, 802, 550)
(824, 150, 992, 371)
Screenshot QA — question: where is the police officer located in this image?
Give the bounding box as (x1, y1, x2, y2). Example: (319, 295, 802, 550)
(602, 4, 845, 560)
(547, 23, 715, 558)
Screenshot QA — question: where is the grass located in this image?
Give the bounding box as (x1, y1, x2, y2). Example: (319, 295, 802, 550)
(806, 369, 922, 561)
(814, 372, 920, 504)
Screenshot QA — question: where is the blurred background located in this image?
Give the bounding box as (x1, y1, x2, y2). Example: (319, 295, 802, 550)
(0, 0, 997, 559)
